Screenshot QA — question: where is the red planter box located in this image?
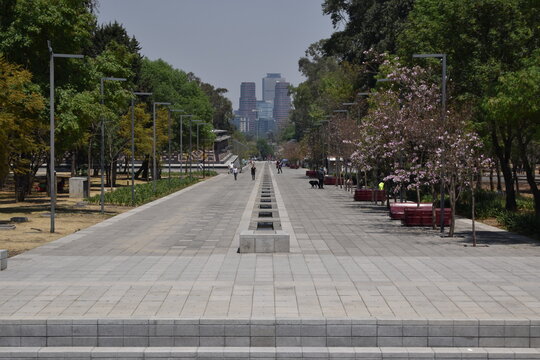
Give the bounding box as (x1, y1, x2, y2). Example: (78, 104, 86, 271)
(324, 176, 344, 185)
(354, 189, 386, 201)
(402, 208, 451, 227)
(389, 203, 432, 220)
(306, 170, 317, 178)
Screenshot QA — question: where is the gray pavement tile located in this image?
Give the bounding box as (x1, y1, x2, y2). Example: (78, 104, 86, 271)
(0, 163, 538, 328)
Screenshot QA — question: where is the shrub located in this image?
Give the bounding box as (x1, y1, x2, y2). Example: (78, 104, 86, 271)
(496, 211, 540, 239)
(86, 172, 215, 207)
(457, 190, 505, 219)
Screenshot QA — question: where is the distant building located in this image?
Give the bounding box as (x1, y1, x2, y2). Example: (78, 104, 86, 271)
(262, 73, 285, 102)
(238, 82, 257, 133)
(232, 112, 248, 133)
(273, 82, 291, 130)
(256, 100, 275, 136)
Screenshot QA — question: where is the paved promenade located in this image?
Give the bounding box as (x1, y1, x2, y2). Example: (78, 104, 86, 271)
(1, 163, 539, 321)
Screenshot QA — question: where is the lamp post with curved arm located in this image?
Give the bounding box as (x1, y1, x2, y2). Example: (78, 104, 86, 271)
(48, 40, 84, 232)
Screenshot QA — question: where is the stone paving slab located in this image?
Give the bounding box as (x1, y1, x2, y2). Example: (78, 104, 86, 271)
(0, 164, 539, 321)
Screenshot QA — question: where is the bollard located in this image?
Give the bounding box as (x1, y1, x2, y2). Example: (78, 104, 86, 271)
(0, 249, 7, 271)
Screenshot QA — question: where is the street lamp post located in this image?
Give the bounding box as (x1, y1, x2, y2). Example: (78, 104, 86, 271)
(189, 119, 202, 176)
(130, 91, 152, 205)
(333, 109, 348, 188)
(192, 120, 203, 173)
(413, 53, 447, 233)
(171, 112, 193, 173)
(152, 102, 171, 192)
(100, 77, 127, 214)
(48, 41, 84, 233)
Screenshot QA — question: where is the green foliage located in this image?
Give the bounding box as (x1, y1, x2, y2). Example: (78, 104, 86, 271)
(86, 172, 216, 206)
(457, 190, 505, 219)
(398, 0, 533, 98)
(321, 0, 415, 63)
(291, 51, 360, 140)
(0, 0, 96, 88)
(139, 58, 215, 149)
(256, 139, 274, 159)
(89, 21, 142, 83)
(496, 211, 540, 238)
(0, 56, 46, 180)
(189, 74, 234, 131)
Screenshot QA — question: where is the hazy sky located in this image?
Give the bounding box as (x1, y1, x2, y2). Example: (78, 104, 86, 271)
(95, 0, 335, 109)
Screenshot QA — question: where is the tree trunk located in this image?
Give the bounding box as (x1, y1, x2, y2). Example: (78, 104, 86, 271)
(500, 159, 517, 210)
(472, 173, 477, 247)
(71, 150, 76, 177)
(448, 177, 456, 237)
(476, 168, 482, 190)
(432, 184, 437, 229)
(489, 167, 494, 192)
(14, 172, 31, 202)
(87, 138, 92, 186)
(512, 164, 520, 196)
(496, 160, 502, 191)
(135, 156, 149, 181)
(111, 158, 117, 188)
(517, 137, 540, 216)
(490, 121, 515, 209)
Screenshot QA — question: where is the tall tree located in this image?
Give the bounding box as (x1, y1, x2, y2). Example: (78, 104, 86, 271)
(321, 0, 415, 63)
(397, 0, 537, 211)
(0, 56, 46, 200)
(0, 0, 96, 88)
(89, 21, 143, 84)
(484, 51, 540, 215)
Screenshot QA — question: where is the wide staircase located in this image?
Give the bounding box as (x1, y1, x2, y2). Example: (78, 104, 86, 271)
(0, 318, 539, 358)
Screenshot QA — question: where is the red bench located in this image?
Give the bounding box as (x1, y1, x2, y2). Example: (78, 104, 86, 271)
(306, 170, 317, 178)
(354, 189, 386, 202)
(402, 207, 451, 227)
(389, 203, 432, 220)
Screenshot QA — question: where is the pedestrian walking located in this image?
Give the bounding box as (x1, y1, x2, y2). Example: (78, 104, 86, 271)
(250, 162, 256, 180)
(277, 161, 283, 174)
(233, 166, 238, 181)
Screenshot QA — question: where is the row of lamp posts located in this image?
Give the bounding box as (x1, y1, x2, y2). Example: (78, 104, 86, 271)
(48, 40, 207, 232)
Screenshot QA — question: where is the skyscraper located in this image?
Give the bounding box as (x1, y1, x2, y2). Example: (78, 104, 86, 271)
(262, 73, 285, 102)
(238, 82, 256, 133)
(256, 100, 275, 136)
(273, 82, 291, 130)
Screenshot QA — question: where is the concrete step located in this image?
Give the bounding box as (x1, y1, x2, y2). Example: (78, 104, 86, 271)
(1, 319, 539, 348)
(0, 346, 539, 359)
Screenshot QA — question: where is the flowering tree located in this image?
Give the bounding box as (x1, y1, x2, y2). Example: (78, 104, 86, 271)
(351, 54, 490, 237)
(435, 113, 492, 238)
